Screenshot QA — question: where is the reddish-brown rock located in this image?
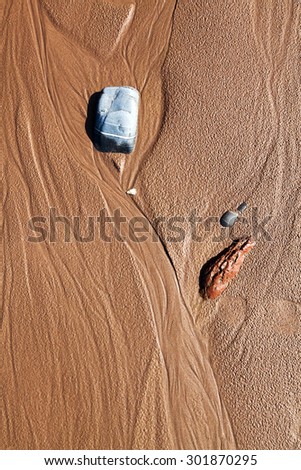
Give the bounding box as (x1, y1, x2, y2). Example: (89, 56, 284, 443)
(200, 237, 256, 300)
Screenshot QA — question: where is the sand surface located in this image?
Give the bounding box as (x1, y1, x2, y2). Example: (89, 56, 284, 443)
(2, 0, 301, 449)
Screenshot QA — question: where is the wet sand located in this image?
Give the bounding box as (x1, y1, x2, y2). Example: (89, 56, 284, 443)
(2, 0, 301, 449)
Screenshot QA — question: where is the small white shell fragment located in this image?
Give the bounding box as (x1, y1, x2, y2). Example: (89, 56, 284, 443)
(126, 188, 137, 196)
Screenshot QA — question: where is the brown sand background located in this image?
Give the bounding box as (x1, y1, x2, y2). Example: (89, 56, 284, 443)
(2, 0, 301, 449)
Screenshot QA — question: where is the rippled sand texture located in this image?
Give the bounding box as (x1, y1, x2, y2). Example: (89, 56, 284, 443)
(2, 0, 301, 450)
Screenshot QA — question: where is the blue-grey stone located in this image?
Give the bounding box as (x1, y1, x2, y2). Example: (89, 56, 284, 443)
(220, 210, 238, 228)
(237, 201, 248, 213)
(94, 86, 140, 154)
